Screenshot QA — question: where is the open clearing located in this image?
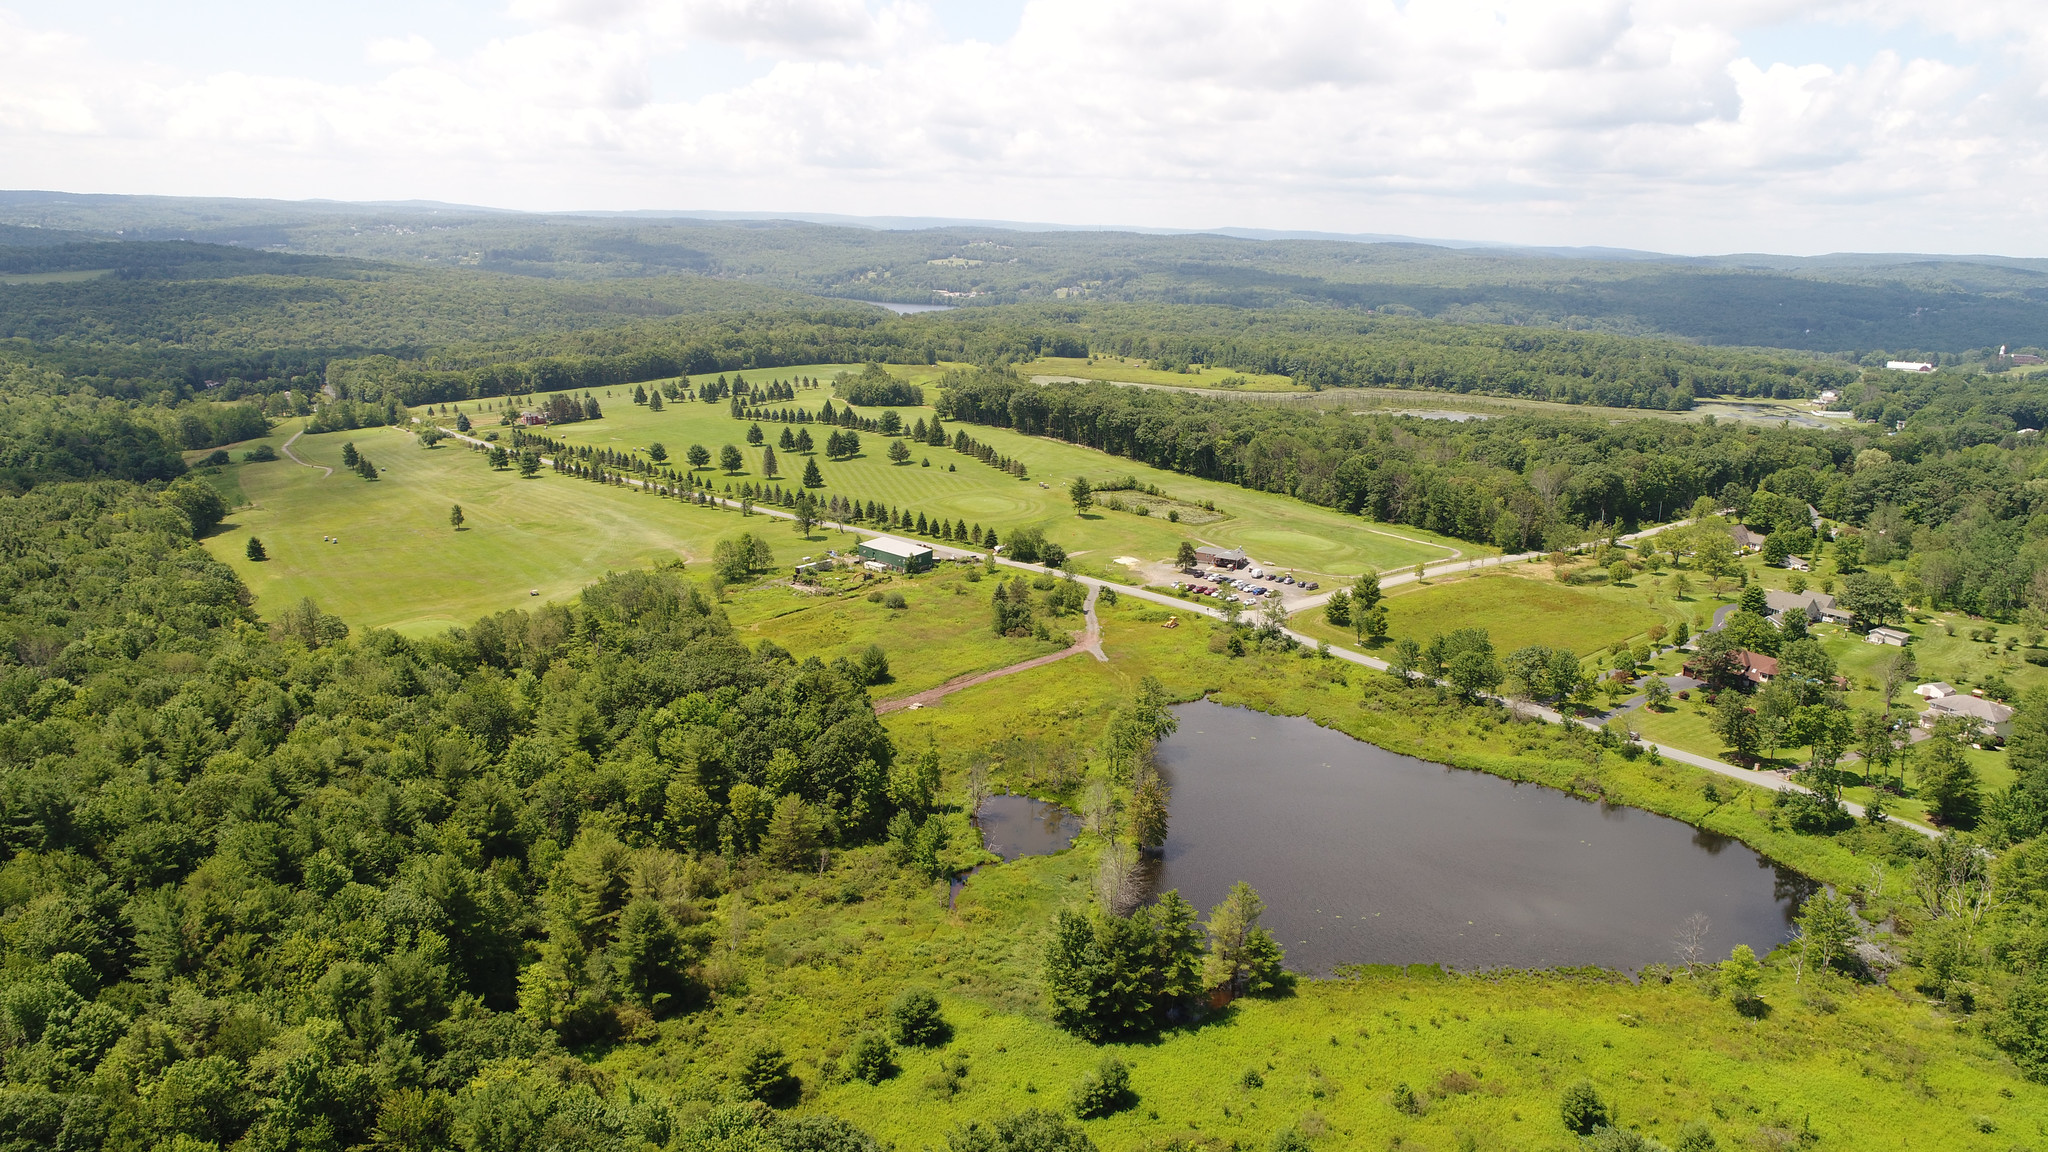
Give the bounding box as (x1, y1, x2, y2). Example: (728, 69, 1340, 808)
(441, 363, 1472, 581)
(1293, 569, 1666, 655)
(202, 420, 827, 635)
(1018, 354, 1304, 391)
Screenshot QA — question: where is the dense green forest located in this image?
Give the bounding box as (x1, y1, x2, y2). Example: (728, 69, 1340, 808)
(0, 480, 929, 1151)
(5, 192, 2048, 353)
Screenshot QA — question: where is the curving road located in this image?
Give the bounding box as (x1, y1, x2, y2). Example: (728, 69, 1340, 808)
(278, 427, 333, 478)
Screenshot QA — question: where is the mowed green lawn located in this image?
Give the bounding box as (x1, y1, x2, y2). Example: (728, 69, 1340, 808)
(1293, 570, 1666, 655)
(203, 420, 827, 635)
(463, 363, 1472, 581)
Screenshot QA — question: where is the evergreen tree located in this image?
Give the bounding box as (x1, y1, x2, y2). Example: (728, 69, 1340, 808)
(801, 457, 825, 488)
(245, 536, 267, 561)
(762, 445, 779, 477)
(1070, 476, 1093, 514)
(687, 443, 711, 469)
(450, 504, 464, 531)
(778, 426, 796, 450)
(747, 423, 765, 445)
(887, 439, 912, 465)
(1353, 570, 1382, 613)
(795, 427, 814, 453)
(341, 441, 359, 467)
(518, 450, 541, 478)
(646, 390, 664, 411)
(357, 456, 378, 480)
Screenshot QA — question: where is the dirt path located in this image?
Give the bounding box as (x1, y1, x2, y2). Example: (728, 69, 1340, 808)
(875, 584, 1104, 714)
(278, 428, 333, 478)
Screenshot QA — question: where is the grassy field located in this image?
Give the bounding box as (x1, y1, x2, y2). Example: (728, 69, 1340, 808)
(721, 563, 1070, 702)
(1290, 567, 1671, 657)
(433, 363, 1474, 582)
(576, 593, 2038, 1150)
(1018, 355, 1305, 391)
(199, 420, 829, 635)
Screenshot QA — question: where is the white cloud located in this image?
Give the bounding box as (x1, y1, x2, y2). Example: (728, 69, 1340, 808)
(367, 34, 437, 66)
(0, 0, 2044, 254)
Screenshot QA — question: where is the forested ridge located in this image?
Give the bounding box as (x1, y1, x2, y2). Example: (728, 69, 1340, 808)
(8, 195, 2048, 352)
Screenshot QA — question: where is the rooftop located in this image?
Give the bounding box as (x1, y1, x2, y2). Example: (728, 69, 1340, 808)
(861, 535, 933, 559)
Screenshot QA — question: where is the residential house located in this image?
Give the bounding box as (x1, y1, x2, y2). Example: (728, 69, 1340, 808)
(1683, 648, 1850, 690)
(1731, 526, 1768, 553)
(1920, 693, 2015, 739)
(1763, 589, 1853, 626)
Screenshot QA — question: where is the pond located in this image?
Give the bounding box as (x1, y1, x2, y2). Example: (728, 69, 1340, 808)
(976, 793, 1082, 861)
(1147, 700, 1812, 974)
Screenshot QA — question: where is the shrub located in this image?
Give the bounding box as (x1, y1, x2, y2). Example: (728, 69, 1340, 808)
(1068, 1056, 1132, 1119)
(737, 1043, 797, 1104)
(947, 1109, 1095, 1152)
(846, 1033, 896, 1085)
(1560, 1079, 1608, 1135)
(1390, 1082, 1425, 1116)
(885, 591, 908, 610)
(1268, 1127, 1313, 1152)
(890, 988, 949, 1047)
(200, 449, 231, 467)
(1672, 1119, 1720, 1152)
(244, 444, 277, 462)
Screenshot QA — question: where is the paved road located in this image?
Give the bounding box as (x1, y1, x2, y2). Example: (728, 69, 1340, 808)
(435, 425, 1936, 839)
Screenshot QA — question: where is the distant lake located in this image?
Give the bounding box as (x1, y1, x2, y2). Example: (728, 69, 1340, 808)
(1147, 700, 1811, 974)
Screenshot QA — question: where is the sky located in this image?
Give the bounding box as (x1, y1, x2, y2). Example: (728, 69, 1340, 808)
(2, 0, 2044, 256)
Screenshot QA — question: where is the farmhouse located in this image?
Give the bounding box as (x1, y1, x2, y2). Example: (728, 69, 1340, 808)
(1764, 589, 1854, 626)
(1682, 648, 1851, 690)
(1920, 693, 2015, 739)
(857, 535, 934, 572)
(1195, 545, 1249, 570)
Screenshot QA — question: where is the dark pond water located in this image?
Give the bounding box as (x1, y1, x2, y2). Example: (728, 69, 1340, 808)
(1148, 700, 1812, 974)
(976, 793, 1081, 861)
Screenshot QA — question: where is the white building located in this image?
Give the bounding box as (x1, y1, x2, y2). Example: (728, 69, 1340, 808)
(1886, 361, 1936, 373)
(1915, 682, 1957, 700)
(1865, 627, 1911, 646)
(1920, 693, 2015, 739)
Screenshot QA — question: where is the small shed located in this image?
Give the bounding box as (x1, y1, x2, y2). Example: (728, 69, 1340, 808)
(1915, 682, 1956, 700)
(857, 535, 934, 572)
(1865, 627, 1911, 646)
